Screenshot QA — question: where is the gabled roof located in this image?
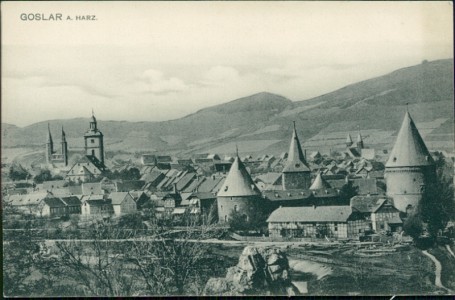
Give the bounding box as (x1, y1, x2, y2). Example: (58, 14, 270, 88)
(60, 196, 82, 206)
(254, 172, 282, 185)
(282, 124, 310, 173)
(82, 182, 102, 195)
(309, 173, 332, 190)
(109, 192, 132, 205)
(350, 195, 392, 213)
(267, 206, 352, 223)
(44, 197, 67, 208)
(217, 155, 260, 197)
(386, 111, 434, 168)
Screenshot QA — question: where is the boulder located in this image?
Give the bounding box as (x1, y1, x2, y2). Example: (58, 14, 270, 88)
(203, 246, 300, 296)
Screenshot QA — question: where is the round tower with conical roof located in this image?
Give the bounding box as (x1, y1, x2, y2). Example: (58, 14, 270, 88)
(282, 122, 311, 190)
(217, 150, 262, 223)
(385, 110, 435, 213)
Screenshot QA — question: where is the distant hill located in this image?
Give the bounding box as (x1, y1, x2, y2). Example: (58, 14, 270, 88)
(2, 58, 453, 163)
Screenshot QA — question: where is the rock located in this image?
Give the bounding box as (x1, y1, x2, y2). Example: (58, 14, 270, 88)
(204, 246, 300, 296)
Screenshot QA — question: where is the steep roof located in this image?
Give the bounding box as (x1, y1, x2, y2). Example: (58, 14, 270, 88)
(109, 192, 131, 205)
(283, 123, 310, 173)
(60, 196, 82, 206)
(217, 155, 260, 197)
(309, 172, 332, 190)
(267, 206, 352, 223)
(386, 111, 434, 168)
(350, 195, 393, 213)
(44, 197, 67, 208)
(346, 133, 353, 145)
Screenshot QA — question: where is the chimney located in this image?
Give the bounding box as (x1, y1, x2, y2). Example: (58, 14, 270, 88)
(173, 182, 178, 194)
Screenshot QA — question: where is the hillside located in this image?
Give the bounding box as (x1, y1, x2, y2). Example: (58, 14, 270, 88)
(2, 59, 453, 163)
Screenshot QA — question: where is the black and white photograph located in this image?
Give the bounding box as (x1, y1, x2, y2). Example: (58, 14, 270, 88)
(2, 1, 454, 297)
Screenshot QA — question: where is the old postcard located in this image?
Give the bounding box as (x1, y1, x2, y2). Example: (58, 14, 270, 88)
(2, 1, 454, 297)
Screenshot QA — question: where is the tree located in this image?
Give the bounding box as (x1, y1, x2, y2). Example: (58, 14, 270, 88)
(3, 227, 41, 296)
(33, 169, 53, 184)
(9, 165, 30, 181)
(339, 180, 359, 202)
(403, 214, 423, 240)
(418, 171, 455, 238)
(228, 203, 268, 234)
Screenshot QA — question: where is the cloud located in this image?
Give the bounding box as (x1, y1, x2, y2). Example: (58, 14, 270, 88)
(200, 66, 240, 86)
(140, 69, 188, 94)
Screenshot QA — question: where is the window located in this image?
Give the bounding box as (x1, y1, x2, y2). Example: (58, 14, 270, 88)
(334, 223, 338, 231)
(234, 205, 238, 212)
(91, 139, 95, 144)
(92, 149, 95, 156)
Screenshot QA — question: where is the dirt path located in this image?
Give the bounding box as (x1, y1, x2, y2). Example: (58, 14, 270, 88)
(422, 250, 453, 293)
(446, 245, 455, 259)
(288, 258, 332, 280)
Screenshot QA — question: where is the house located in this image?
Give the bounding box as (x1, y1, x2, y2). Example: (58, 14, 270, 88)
(351, 178, 379, 195)
(116, 180, 145, 192)
(109, 192, 137, 215)
(267, 205, 368, 239)
(7, 192, 53, 215)
(128, 191, 150, 209)
(254, 172, 282, 191)
(82, 182, 103, 195)
(41, 197, 68, 217)
(81, 195, 113, 216)
(141, 154, 157, 166)
(66, 156, 107, 182)
(43, 180, 67, 191)
(214, 162, 232, 174)
(350, 196, 402, 233)
(100, 177, 117, 194)
(361, 149, 375, 160)
(186, 192, 217, 215)
(60, 196, 82, 214)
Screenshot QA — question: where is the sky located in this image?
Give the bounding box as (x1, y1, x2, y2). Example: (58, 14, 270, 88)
(2, 1, 453, 127)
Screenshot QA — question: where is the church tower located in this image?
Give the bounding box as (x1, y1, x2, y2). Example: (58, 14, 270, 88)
(46, 123, 54, 164)
(84, 111, 105, 164)
(385, 110, 435, 213)
(282, 122, 311, 190)
(217, 148, 262, 223)
(61, 126, 68, 166)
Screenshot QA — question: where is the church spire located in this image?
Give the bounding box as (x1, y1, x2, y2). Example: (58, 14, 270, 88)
(386, 110, 433, 167)
(47, 123, 53, 144)
(61, 126, 66, 142)
(90, 110, 97, 131)
(346, 133, 353, 147)
(356, 126, 364, 149)
(282, 121, 310, 173)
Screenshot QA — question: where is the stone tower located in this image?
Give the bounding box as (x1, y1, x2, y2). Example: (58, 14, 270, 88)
(46, 123, 54, 165)
(217, 150, 262, 223)
(84, 111, 105, 164)
(282, 122, 311, 190)
(385, 110, 435, 213)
